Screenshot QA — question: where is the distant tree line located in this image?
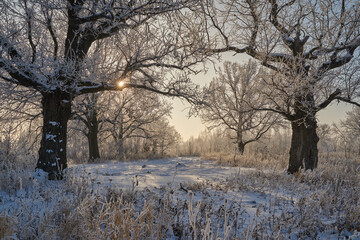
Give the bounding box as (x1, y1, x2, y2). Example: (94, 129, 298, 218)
(179, 107, 360, 162)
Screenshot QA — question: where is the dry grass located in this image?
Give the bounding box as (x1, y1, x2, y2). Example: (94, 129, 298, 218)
(0, 172, 236, 239)
(0, 155, 36, 193)
(198, 151, 360, 238)
(1, 152, 360, 239)
(221, 155, 360, 239)
(201, 151, 288, 170)
(0, 214, 14, 239)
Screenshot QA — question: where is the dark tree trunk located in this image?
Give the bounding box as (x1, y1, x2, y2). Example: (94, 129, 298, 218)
(36, 91, 72, 179)
(118, 138, 124, 161)
(86, 110, 100, 162)
(287, 117, 319, 174)
(237, 141, 245, 155)
(87, 127, 100, 162)
(236, 131, 245, 155)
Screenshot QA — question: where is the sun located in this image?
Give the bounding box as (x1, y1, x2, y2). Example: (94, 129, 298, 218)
(118, 81, 125, 87)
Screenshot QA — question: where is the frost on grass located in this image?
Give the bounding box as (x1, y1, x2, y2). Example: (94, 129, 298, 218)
(1, 157, 359, 239)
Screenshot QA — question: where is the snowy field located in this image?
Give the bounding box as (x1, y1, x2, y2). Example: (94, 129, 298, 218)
(1, 157, 360, 239)
(79, 157, 245, 189)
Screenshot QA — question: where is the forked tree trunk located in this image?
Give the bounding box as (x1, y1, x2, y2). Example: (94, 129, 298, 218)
(36, 91, 72, 179)
(287, 117, 319, 174)
(87, 111, 100, 162)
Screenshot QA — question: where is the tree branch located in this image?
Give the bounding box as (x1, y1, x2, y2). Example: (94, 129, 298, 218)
(78, 82, 201, 105)
(335, 97, 360, 108)
(316, 89, 341, 111)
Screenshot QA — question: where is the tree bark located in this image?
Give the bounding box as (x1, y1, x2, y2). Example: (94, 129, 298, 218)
(237, 141, 245, 155)
(118, 138, 125, 161)
(236, 130, 245, 155)
(86, 109, 100, 162)
(36, 91, 72, 179)
(287, 118, 319, 174)
(87, 126, 100, 162)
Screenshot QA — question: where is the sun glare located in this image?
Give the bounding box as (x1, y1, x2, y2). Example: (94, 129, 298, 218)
(118, 81, 125, 87)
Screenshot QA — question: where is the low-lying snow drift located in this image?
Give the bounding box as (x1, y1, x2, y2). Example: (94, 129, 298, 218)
(1, 157, 359, 239)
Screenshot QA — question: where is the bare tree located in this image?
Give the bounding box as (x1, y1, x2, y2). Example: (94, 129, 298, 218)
(71, 90, 173, 161)
(198, 0, 360, 173)
(147, 118, 181, 157)
(0, 0, 202, 178)
(317, 124, 333, 150)
(339, 107, 360, 156)
(0, 82, 42, 158)
(71, 93, 104, 162)
(201, 60, 278, 154)
(102, 89, 172, 160)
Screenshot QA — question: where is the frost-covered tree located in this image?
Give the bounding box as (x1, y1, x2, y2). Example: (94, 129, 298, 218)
(0, 0, 201, 179)
(102, 90, 172, 160)
(199, 0, 360, 173)
(146, 118, 181, 157)
(338, 107, 360, 157)
(317, 124, 334, 154)
(341, 108, 360, 137)
(71, 90, 172, 161)
(0, 81, 42, 158)
(201, 61, 278, 154)
(71, 93, 104, 162)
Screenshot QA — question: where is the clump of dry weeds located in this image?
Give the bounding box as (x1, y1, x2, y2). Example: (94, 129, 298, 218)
(223, 155, 360, 238)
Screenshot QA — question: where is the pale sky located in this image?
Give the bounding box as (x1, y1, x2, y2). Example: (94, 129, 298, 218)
(168, 53, 354, 141)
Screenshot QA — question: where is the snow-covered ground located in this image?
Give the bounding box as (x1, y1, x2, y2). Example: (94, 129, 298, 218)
(1, 157, 360, 239)
(78, 157, 250, 189)
(76, 157, 272, 229)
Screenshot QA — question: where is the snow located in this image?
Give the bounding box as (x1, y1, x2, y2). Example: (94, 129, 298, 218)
(1, 157, 359, 239)
(79, 157, 246, 189)
(282, 35, 295, 43)
(48, 121, 59, 126)
(45, 133, 56, 142)
(268, 52, 294, 61)
(70, 157, 290, 237)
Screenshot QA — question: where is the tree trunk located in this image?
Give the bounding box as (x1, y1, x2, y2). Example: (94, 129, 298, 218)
(288, 118, 319, 174)
(118, 138, 124, 161)
(344, 143, 349, 159)
(160, 138, 165, 157)
(87, 128, 100, 162)
(237, 141, 245, 155)
(87, 111, 100, 162)
(36, 91, 72, 180)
